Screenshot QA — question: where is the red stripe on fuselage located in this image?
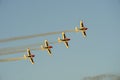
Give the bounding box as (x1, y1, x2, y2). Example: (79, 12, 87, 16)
(80, 27, 88, 30)
(28, 54, 35, 57)
(45, 46, 53, 49)
(61, 38, 70, 41)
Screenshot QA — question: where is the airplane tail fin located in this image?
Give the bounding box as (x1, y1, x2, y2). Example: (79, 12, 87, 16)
(58, 37, 61, 43)
(75, 27, 79, 32)
(24, 55, 27, 59)
(40, 45, 44, 50)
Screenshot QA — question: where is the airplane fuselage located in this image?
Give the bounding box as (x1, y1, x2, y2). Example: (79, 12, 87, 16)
(60, 38, 70, 41)
(44, 46, 53, 49)
(27, 54, 35, 58)
(80, 27, 88, 30)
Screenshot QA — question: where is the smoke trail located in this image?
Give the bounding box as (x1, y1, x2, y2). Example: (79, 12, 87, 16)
(0, 29, 75, 43)
(0, 57, 25, 62)
(0, 48, 39, 56)
(0, 49, 26, 56)
(0, 41, 58, 56)
(0, 43, 41, 52)
(83, 74, 120, 80)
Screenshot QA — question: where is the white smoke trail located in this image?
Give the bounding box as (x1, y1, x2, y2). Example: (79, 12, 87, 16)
(0, 48, 39, 56)
(0, 41, 58, 56)
(0, 43, 41, 52)
(0, 29, 75, 43)
(83, 74, 120, 80)
(0, 57, 25, 62)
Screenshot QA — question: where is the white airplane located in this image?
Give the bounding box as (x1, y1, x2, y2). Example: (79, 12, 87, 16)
(41, 40, 53, 55)
(58, 32, 70, 48)
(75, 21, 88, 37)
(24, 48, 35, 64)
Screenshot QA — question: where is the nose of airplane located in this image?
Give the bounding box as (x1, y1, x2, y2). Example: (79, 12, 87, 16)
(32, 55, 35, 57)
(67, 38, 70, 41)
(49, 46, 53, 48)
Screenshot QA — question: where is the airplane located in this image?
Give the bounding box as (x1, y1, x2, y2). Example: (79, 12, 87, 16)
(41, 40, 53, 55)
(24, 48, 35, 64)
(75, 21, 88, 37)
(58, 32, 70, 48)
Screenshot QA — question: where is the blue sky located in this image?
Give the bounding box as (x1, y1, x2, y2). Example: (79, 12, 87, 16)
(0, 0, 120, 80)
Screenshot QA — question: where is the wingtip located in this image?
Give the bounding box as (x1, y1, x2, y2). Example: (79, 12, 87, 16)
(31, 63, 34, 64)
(83, 35, 87, 38)
(27, 48, 30, 52)
(45, 40, 48, 42)
(49, 53, 52, 56)
(66, 46, 69, 48)
(65, 45, 69, 48)
(80, 20, 83, 23)
(62, 32, 65, 34)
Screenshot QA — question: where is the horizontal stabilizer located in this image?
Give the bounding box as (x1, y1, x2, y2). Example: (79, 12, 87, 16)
(58, 37, 62, 42)
(40, 45, 44, 50)
(24, 55, 27, 59)
(75, 27, 79, 32)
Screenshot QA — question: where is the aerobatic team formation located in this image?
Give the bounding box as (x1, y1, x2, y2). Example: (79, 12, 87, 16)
(0, 21, 88, 64)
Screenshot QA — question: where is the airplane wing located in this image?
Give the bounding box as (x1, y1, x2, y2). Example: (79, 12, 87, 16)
(81, 31, 87, 37)
(45, 40, 49, 47)
(27, 48, 31, 56)
(64, 41, 69, 48)
(29, 57, 34, 64)
(62, 32, 66, 39)
(80, 21, 84, 28)
(47, 49, 52, 55)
